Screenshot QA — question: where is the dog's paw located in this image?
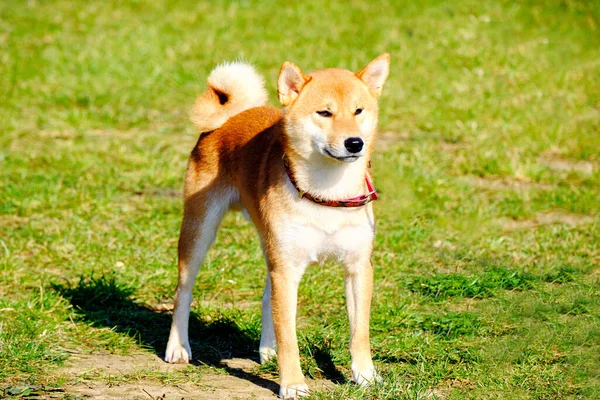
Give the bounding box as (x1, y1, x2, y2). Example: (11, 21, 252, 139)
(352, 364, 382, 387)
(259, 347, 277, 364)
(164, 341, 192, 363)
(279, 382, 310, 399)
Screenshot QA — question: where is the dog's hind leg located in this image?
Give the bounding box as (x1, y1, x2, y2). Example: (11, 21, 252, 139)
(259, 271, 277, 363)
(165, 189, 231, 363)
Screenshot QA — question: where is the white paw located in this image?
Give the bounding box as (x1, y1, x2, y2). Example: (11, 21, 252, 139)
(279, 382, 310, 398)
(352, 365, 382, 387)
(164, 340, 192, 363)
(259, 347, 277, 364)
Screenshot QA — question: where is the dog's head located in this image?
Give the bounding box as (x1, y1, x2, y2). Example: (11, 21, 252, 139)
(278, 54, 390, 163)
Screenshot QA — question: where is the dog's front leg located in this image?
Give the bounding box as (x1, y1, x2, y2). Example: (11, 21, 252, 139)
(270, 264, 310, 398)
(344, 258, 380, 386)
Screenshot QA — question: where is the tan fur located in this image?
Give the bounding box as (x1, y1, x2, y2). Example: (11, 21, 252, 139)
(165, 55, 390, 398)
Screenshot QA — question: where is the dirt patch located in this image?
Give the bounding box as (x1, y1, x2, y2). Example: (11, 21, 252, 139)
(148, 302, 175, 312)
(497, 211, 594, 231)
(376, 131, 410, 148)
(38, 129, 78, 140)
(67, 377, 280, 400)
(0, 214, 30, 228)
(148, 300, 261, 312)
(539, 152, 595, 175)
(61, 353, 333, 400)
(62, 353, 278, 399)
(68, 381, 205, 400)
(464, 176, 552, 191)
(133, 188, 182, 198)
(429, 378, 477, 400)
(439, 142, 467, 153)
(542, 158, 594, 174)
(61, 353, 187, 377)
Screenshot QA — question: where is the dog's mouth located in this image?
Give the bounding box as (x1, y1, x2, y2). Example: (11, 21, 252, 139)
(323, 148, 361, 163)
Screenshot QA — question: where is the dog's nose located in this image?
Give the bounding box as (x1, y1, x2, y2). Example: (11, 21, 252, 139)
(344, 137, 364, 154)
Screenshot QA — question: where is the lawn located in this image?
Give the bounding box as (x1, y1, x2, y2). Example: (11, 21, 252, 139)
(1, 0, 599, 398)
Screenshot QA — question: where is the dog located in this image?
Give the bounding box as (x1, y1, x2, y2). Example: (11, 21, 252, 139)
(164, 54, 390, 398)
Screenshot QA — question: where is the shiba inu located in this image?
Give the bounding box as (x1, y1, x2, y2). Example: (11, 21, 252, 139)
(164, 54, 390, 398)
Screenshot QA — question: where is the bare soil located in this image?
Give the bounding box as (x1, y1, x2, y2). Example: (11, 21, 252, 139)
(538, 148, 596, 175)
(376, 131, 411, 148)
(60, 353, 333, 400)
(464, 176, 553, 191)
(497, 210, 594, 231)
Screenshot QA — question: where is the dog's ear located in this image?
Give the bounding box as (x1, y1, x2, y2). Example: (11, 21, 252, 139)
(278, 62, 310, 107)
(356, 53, 390, 99)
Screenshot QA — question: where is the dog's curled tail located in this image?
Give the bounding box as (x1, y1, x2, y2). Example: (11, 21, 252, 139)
(190, 62, 268, 133)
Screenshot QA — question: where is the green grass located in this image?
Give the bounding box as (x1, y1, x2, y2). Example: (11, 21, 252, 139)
(407, 266, 536, 299)
(1, 0, 599, 398)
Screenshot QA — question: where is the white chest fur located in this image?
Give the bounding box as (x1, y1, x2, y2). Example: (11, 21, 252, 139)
(273, 199, 375, 267)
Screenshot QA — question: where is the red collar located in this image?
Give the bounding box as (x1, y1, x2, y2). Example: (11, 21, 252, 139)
(283, 155, 379, 208)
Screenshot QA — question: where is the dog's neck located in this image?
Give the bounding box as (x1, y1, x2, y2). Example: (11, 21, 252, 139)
(284, 150, 371, 201)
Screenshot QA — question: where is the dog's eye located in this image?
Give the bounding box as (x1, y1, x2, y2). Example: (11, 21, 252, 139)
(355, 108, 363, 116)
(316, 110, 332, 118)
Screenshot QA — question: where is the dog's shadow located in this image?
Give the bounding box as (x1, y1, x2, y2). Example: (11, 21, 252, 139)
(53, 275, 345, 395)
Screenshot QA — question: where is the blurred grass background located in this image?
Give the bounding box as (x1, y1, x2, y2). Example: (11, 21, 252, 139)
(1, 0, 599, 398)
